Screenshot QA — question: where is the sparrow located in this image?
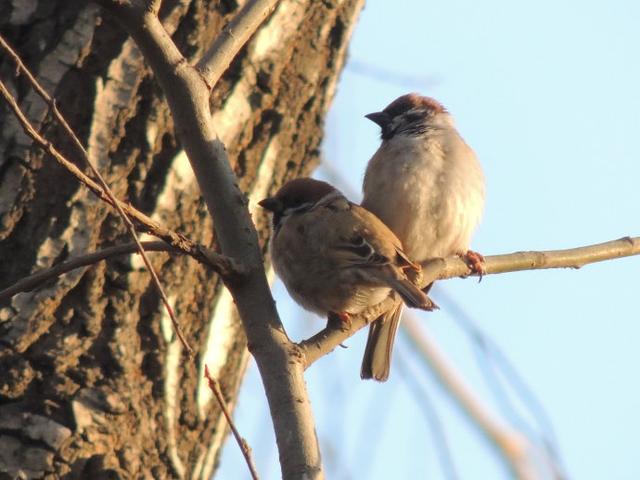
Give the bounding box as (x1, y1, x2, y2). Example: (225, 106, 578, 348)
(360, 93, 485, 381)
(259, 177, 432, 328)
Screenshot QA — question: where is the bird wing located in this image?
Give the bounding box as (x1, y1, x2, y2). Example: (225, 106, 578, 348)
(349, 204, 421, 273)
(330, 232, 391, 268)
(309, 199, 394, 268)
(315, 201, 430, 310)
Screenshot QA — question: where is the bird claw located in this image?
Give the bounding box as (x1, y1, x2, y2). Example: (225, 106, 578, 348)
(460, 250, 486, 281)
(327, 311, 352, 331)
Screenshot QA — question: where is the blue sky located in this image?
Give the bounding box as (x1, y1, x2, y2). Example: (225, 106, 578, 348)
(220, 1, 640, 478)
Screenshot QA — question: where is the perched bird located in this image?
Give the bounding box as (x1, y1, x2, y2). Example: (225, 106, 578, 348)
(259, 177, 432, 328)
(360, 93, 485, 381)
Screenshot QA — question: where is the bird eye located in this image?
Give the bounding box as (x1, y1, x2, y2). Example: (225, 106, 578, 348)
(402, 112, 423, 124)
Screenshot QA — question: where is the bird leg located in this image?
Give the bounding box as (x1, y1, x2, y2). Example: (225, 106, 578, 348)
(327, 311, 352, 331)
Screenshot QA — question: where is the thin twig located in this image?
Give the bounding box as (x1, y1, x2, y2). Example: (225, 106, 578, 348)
(0, 241, 174, 301)
(0, 35, 194, 357)
(402, 313, 537, 478)
(299, 236, 640, 367)
(395, 351, 460, 480)
(437, 289, 568, 478)
(0, 80, 241, 278)
(204, 365, 260, 480)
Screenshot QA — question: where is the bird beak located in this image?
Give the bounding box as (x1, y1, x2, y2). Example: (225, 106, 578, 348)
(365, 111, 390, 128)
(258, 197, 282, 213)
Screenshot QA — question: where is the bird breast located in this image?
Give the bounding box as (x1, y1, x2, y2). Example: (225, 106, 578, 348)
(363, 130, 485, 262)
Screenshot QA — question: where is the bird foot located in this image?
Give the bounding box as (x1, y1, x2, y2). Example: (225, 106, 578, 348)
(459, 250, 486, 281)
(327, 311, 352, 331)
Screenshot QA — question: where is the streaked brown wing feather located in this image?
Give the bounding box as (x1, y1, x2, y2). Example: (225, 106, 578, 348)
(329, 234, 390, 268)
(350, 204, 421, 271)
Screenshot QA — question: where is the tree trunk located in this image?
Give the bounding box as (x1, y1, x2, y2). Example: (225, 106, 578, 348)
(0, 0, 363, 477)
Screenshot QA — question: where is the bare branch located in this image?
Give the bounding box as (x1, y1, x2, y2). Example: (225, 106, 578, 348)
(0, 79, 242, 278)
(197, 0, 280, 87)
(402, 314, 540, 478)
(95, 3, 324, 477)
(299, 300, 394, 367)
(299, 236, 640, 367)
(395, 352, 460, 480)
(204, 365, 260, 480)
(421, 236, 640, 284)
(434, 289, 569, 478)
(0, 241, 172, 302)
(0, 240, 236, 304)
(3, 33, 195, 356)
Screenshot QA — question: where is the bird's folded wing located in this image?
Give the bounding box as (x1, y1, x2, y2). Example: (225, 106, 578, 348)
(330, 234, 390, 268)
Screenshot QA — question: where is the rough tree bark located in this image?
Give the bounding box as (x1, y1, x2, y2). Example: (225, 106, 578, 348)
(0, 0, 363, 478)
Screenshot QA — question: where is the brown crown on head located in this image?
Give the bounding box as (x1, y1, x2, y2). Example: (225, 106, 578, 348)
(261, 178, 338, 212)
(383, 93, 447, 118)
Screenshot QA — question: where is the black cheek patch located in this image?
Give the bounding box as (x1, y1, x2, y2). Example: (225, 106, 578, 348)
(381, 124, 395, 140)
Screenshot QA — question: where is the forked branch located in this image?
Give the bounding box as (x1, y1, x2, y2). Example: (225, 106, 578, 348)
(0, 78, 241, 279)
(94, 1, 323, 478)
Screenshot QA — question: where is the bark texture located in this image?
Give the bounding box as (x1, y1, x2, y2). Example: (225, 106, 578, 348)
(0, 0, 363, 478)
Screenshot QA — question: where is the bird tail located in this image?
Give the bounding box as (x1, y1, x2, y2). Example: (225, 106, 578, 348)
(361, 279, 438, 381)
(361, 301, 404, 382)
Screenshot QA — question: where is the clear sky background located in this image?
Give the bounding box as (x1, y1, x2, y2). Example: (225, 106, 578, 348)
(220, 1, 640, 478)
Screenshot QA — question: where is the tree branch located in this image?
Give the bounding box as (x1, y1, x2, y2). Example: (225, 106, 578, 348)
(0, 241, 172, 301)
(0, 78, 241, 279)
(0, 32, 195, 356)
(204, 365, 260, 480)
(0, 241, 236, 302)
(196, 0, 280, 87)
(421, 236, 640, 283)
(96, 2, 323, 478)
(299, 236, 640, 367)
(402, 314, 540, 478)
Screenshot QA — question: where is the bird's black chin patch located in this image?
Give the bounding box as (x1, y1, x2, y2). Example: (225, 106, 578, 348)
(272, 212, 283, 231)
(380, 125, 396, 140)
